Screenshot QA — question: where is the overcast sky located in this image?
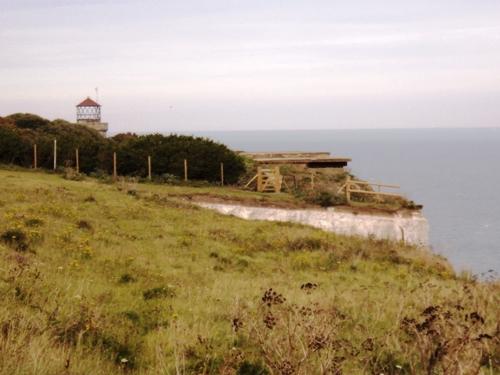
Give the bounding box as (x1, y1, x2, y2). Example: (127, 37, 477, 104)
(1, 0, 500, 132)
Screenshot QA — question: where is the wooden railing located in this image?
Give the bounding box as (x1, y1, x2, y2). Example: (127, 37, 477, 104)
(338, 176, 402, 204)
(245, 167, 283, 193)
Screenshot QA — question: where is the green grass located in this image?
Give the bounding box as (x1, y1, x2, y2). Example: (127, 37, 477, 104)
(0, 168, 498, 374)
(134, 180, 303, 206)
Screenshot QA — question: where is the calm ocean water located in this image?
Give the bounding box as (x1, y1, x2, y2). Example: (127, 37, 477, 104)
(195, 128, 500, 276)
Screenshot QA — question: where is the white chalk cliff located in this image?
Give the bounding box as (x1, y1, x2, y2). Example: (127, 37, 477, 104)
(197, 202, 429, 247)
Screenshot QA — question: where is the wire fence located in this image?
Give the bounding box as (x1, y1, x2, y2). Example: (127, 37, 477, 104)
(30, 139, 226, 185)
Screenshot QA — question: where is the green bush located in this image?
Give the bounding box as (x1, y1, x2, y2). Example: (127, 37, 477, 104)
(0, 115, 111, 172)
(6, 113, 50, 129)
(1, 229, 29, 252)
(112, 133, 245, 183)
(238, 361, 269, 375)
(0, 122, 32, 166)
(142, 286, 175, 300)
(0, 114, 246, 183)
(306, 190, 347, 207)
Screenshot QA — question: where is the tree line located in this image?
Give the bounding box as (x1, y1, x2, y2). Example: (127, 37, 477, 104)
(0, 113, 246, 184)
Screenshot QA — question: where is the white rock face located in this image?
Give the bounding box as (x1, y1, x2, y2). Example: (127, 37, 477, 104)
(197, 202, 429, 247)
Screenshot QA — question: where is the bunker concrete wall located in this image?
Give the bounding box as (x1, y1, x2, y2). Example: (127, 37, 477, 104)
(197, 203, 429, 247)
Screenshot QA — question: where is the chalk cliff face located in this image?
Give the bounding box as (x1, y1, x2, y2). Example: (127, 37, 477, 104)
(197, 203, 429, 247)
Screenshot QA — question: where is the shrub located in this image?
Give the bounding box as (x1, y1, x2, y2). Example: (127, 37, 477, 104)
(399, 299, 497, 374)
(154, 173, 180, 184)
(6, 113, 50, 129)
(402, 200, 423, 210)
(122, 310, 140, 323)
(241, 288, 353, 374)
(143, 286, 175, 300)
(63, 168, 84, 181)
(112, 133, 246, 183)
(0, 123, 32, 166)
(286, 237, 327, 251)
(237, 361, 269, 375)
(1, 114, 110, 172)
(306, 190, 347, 207)
(24, 218, 43, 227)
(0, 114, 247, 183)
(83, 195, 96, 203)
(76, 220, 93, 231)
(119, 273, 136, 284)
(1, 229, 29, 252)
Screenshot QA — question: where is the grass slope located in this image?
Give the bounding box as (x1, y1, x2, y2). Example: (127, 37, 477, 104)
(0, 169, 498, 374)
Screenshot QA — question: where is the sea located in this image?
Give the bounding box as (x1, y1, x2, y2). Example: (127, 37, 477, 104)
(195, 128, 500, 277)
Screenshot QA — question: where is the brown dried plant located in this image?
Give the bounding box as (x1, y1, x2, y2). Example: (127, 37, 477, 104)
(400, 284, 499, 375)
(244, 288, 354, 375)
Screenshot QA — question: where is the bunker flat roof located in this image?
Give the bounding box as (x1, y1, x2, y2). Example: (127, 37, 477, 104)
(253, 157, 351, 164)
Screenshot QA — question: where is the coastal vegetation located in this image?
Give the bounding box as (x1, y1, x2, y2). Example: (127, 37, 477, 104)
(0, 114, 245, 183)
(0, 167, 498, 374)
(1, 113, 419, 211)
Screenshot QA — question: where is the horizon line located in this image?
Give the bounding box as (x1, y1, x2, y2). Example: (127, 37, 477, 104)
(107, 126, 500, 136)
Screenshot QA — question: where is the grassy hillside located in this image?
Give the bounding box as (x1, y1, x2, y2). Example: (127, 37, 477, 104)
(0, 168, 498, 374)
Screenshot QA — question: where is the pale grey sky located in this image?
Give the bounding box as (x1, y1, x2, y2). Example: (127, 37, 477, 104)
(1, 0, 500, 132)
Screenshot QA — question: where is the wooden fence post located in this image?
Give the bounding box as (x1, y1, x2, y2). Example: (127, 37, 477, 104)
(53, 139, 57, 171)
(33, 144, 37, 169)
(220, 162, 224, 186)
(113, 152, 117, 180)
(184, 159, 188, 182)
(346, 175, 351, 204)
(274, 166, 281, 193)
(75, 148, 79, 174)
(257, 167, 262, 192)
(311, 172, 315, 190)
(148, 156, 152, 181)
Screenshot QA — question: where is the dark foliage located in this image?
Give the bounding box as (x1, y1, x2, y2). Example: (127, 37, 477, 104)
(306, 190, 347, 207)
(0, 115, 110, 172)
(1, 229, 29, 252)
(0, 122, 32, 165)
(0, 114, 246, 183)
(119, 273, 136, 284)
(112, 133, 245, 183)
(237, 361, 269, 375)
(6, 113, 50, 129)
(24, 218, 44, 227)
(76, 220, 93, 231)
(143, 286, 175, 300)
